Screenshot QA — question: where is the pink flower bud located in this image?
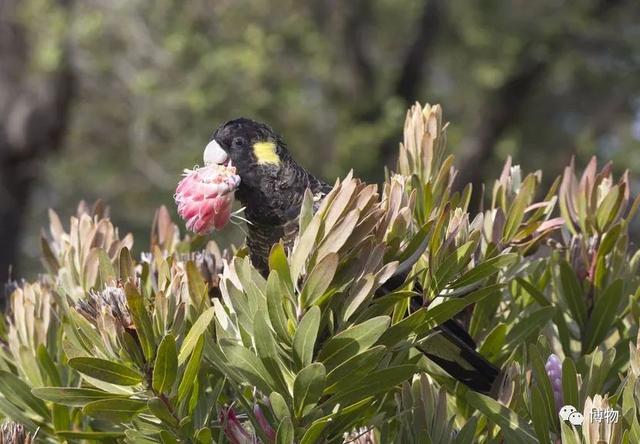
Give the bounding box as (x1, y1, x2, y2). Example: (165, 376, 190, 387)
(175, 164, 240, 234)
(253, 404, 276, 441)
(219, 407, 253, 444)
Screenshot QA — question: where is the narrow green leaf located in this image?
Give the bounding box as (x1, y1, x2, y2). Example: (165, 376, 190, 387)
(68, 357, 142, 386)
(325, 345, 386, 394)
(583, 279, 625, 353)
(324, 365, 417, 409)
(275, 417, 294, 444)
(559, 261, 587, 329)
(254, 312, 290, 397)
(562, 358, 579, 411)
(454, 416, 478, 444)
(504, 306, 555, 349)
(119, 246, 135, 281)
(186, 261, 208, 310)
(0, 370, 50, 419)
(466, 392, 538, 444)
(530, 385, 552, 444)
(178, 307, 215, 365)
(503, 175, 536, 242)
(83, 398, 147, 422)
(125, 282, 156, 361)
(177, 335, 204, 402)
(97, 248, 116, 285)
(148, 397, 178, 426)
(299, 253, 338, 307)
(269, 392, 290, 421)
(221, 344, 276, 394)
(56, 431, 125, 440)
(293, 363, 326, 419)
(318, 316, 390, 371)
(293, 306, 321, 369)
(153, 334, 178, 394)
(32, 387, 121, 407)
(451, 254, 518, 288)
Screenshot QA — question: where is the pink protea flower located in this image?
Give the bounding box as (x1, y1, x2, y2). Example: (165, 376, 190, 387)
(545, 354, 563, 411)
(175, 164, 241, 234)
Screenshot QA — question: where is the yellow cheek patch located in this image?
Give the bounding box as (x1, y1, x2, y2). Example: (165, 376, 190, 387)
(253, 141, 280, 165)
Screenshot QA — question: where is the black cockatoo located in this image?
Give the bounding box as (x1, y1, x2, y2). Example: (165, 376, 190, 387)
(191, 117, 500, 395)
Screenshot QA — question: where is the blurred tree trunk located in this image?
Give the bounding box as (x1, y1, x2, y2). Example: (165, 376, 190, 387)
(457, 0, 627, 211)
(0, 0, 75, 286)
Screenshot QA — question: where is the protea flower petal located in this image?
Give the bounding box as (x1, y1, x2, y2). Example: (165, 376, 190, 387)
(175, 164, 240, 235)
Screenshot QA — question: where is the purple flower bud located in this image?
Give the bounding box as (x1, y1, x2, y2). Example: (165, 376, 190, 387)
(253, 404, 276, 441)
(219, 407, 253, 444)
(545, 354, 563, 411)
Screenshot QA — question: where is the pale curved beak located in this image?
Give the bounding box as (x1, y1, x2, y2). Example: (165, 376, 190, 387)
(203, 140, 229, 165)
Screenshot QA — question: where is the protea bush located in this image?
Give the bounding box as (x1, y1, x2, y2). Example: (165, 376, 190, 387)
(1, 102, 639, 443)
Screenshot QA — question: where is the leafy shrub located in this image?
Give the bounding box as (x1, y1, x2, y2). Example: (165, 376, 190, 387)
(1, 103, 639, 443)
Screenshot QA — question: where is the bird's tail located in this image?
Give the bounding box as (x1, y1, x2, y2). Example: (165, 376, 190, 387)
(416, 318, 500, 396)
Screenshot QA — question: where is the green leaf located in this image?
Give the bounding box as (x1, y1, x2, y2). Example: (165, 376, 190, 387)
(266, 271, 292, 343)
(562, 358, 579, 409)
(68, 357, 142, 386)
(148, 397, 178, 426)
(515, 277, 551, 307)
(528, 345, 557, 431)
(299, 253, 338, 307)
(325, 345, 386, 394)
(466, 392, 538, 444)
(221, 343, 276, 394)
(503, 175, 536, 242)
(318, 316, 390, 371)
(583, 279, 625, 353)
(119, 246, 135, 281)
(451, 254, 518, 288)
(324, 365, 417, 409)
(269, 243, 294, 295)
(125, 282, 156, 361)
(415, 284, 504, 338)
(300, 419, 330, 444)
(56, 431, 125, 440)
(504, 306, 555, 349)
(530, 385, 552, 444)
(293, 363, 326, 419)
(270, 391, 290, 421)
(596, 184, 622, 231)
(177, 335, 204, 402)
(97, 248, 116, 285)
(187, 261, 208, 310)
(293, 306, 321, 369)
(559, 260, 587, 329)
(32, 387, 121, 407)
(178, 307, 215, 365)
(37, 344, 62, 387)
(83, 398, 147, 422)
(153, 334, 178, 394)
(454, 416, 478, 444)
(275, 417, 294, 444)
(254, 312, 290, 396)
(0, 370, 50, 419)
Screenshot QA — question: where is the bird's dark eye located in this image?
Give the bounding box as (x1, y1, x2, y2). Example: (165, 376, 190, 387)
(232, 137, 246, 148)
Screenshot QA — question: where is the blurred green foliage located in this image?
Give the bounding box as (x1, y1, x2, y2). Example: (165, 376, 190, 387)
(16, 0, 640, 276)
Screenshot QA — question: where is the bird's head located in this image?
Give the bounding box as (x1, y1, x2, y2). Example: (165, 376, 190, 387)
(203, 118, 290, 189)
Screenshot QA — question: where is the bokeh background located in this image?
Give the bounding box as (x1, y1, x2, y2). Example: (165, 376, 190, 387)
(1, 0, 640, 282)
